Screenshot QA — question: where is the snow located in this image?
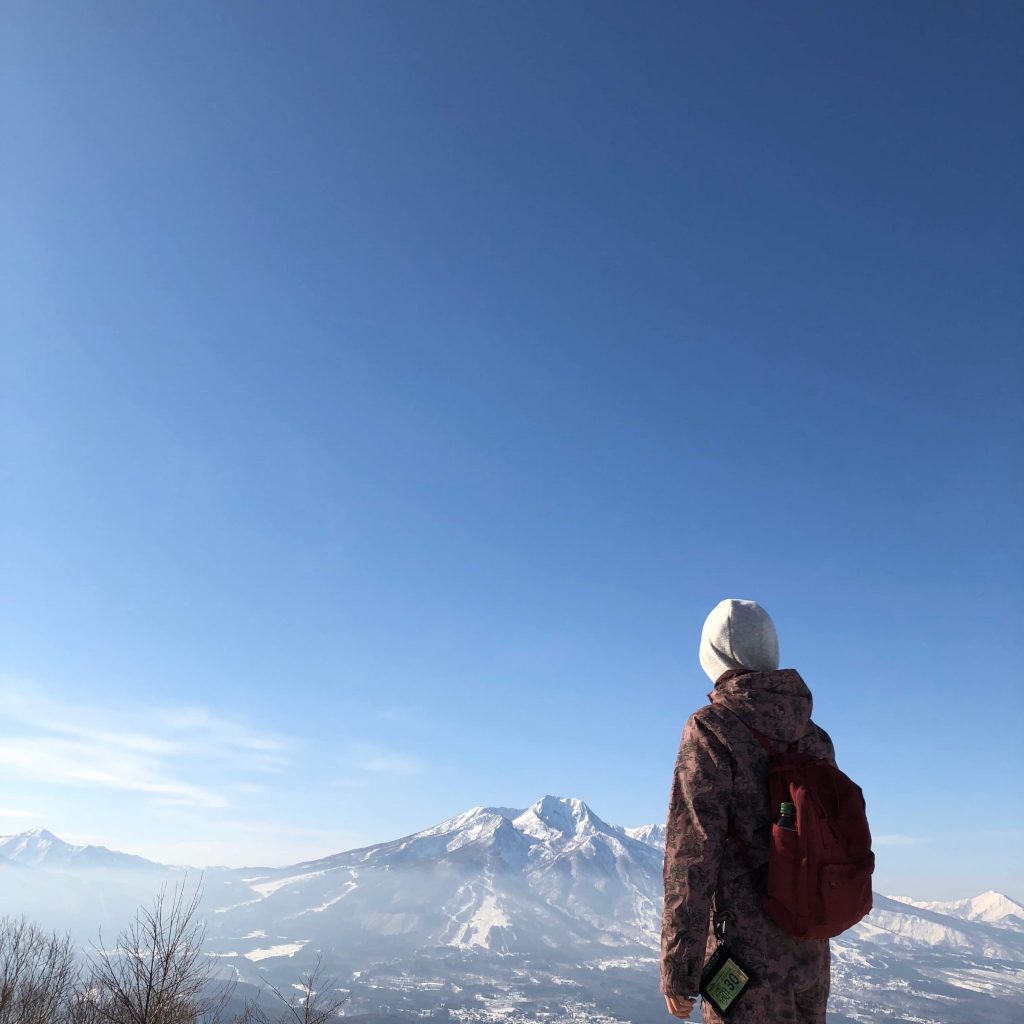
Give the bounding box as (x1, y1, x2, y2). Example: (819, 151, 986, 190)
(830, 941, 875, 969)
(248, 870, 328, 897)
(0, 827, 159, 872)
(512, 796, 601, 841)
(0, 829, 80, 865)
(244, 942, 308, 962)
(361, 911, 420, 935)
(446, 818, 506, 852)
(451, 892, 511, 949)
(291, 880, 358, 916)
(622, 823, 666, 846)
(894, 890, 1024, 929)
(213, 897, 261, 914)
(418, 806, 496, 838)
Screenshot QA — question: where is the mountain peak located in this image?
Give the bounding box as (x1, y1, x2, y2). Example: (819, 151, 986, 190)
(420, 804, 498, 838)
(513, 795, 608, 840)
(974, 889, 1017, 903)
(0, 829, 165, 872)
(623, 823, 666, 847)
(888, 889, 1024, 929)
(968, 890, 1024, 919)
(23, 827, 62, 842)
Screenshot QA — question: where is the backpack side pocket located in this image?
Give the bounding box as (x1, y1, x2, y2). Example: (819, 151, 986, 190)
(762, 822, 801, 933)
(817, 851, 875, 934)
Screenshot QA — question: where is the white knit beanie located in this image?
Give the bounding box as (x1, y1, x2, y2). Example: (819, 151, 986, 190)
(699, 598, 780, 683)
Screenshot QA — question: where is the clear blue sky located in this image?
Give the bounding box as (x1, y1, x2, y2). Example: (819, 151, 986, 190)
(1, 2, 1021, 900)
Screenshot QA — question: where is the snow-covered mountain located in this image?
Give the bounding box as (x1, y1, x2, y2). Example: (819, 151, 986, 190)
(621, 822, 665, 847)
(199, 795, 663, 965)
(1, 799, 1021, 1024)
(0, 826, 166, 873)
(891, 891, 1024, 931)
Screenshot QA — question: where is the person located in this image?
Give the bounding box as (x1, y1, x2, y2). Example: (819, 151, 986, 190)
(660, 598, 835, 1023)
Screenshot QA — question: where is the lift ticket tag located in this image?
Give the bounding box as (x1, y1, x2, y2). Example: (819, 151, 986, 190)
(699, 944, 753, 1017)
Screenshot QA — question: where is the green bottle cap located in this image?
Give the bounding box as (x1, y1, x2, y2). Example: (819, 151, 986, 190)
(780, 801, 795, 816)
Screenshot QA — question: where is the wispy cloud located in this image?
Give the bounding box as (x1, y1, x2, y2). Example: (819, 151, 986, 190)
(0, 807, 35, 818)
(0, 736, 227, 807)
(0, 678, 429, 864)
(346, 739, 423, 777)
(154, 707, 289, 771)
(0, 679, 291, 809)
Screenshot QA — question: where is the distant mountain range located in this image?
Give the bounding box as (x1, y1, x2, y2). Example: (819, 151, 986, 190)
(2, 797, 1021, 1024)
(890, 890, 1024, 931)
(0, 826, 165, 872)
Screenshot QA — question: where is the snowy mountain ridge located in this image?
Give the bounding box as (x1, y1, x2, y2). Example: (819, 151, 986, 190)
(622, 822, 666, 846)
(1, 797, 1021, 1023)
(890, 890, 1024, 930)
(0, 825, 170, 873)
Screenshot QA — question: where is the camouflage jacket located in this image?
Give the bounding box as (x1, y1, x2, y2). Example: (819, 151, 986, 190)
(660, 668, 835, 1007)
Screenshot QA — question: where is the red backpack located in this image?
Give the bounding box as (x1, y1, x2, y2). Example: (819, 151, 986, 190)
(725, 711, 875, 940)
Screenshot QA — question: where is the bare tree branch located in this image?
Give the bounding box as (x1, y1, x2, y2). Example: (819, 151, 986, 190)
(82, 872, 236, 1024)
(241, 952, 349, 1024)
(0, 913, 81, 1024)
(0, 886, 348, 1024)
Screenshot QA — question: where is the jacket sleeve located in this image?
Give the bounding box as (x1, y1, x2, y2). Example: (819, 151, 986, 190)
(660, 711, 733, 997)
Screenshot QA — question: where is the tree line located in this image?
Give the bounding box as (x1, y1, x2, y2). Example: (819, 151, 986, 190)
(0, 878, 349, 1024)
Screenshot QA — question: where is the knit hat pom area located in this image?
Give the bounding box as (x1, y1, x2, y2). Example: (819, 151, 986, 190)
(698, 598, 780, 684)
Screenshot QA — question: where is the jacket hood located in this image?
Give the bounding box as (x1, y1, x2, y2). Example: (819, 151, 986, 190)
(709, 667, 813, 744)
